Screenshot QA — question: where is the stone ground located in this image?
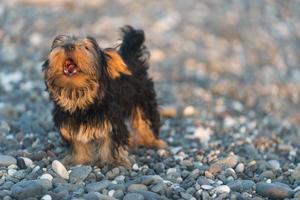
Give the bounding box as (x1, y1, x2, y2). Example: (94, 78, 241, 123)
(0, 0, 300, 199)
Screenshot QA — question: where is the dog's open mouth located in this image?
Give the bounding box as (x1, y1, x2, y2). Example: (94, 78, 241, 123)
(64, 59, 79, 76)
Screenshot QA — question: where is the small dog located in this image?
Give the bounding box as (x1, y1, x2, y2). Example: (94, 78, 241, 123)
(43, 26, 166, 167)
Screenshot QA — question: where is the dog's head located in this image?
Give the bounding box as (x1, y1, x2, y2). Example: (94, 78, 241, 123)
(43, 35, 131, 113)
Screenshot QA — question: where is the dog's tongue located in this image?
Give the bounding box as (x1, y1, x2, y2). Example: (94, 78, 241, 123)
(64, 59, 77, 75)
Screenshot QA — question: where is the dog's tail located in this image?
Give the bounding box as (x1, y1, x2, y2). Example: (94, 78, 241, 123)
(119, 26, 149, 71)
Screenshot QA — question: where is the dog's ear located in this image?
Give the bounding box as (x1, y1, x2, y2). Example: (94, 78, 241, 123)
(86, 36, 102, 53)
(104, 49, 132, 79)
(52, 35, 69, 49)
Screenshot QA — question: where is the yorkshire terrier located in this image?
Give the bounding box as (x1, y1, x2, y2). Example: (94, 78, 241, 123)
(43, 26, 166, 167)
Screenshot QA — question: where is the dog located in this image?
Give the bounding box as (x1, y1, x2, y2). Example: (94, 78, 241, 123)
(43, 26, 166, 167)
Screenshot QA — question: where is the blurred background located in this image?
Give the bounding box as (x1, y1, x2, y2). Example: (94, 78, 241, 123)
(0, 0, 299, 155)
(0, 1, 300, 199)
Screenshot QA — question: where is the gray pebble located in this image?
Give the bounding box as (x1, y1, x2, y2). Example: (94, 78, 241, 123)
(86, 180, 112, 192)
(123, 193, 144, 200)
(83, 192, 116, 200)
(227, 180, 255, 192)
(151, 182, 167, 193)
(128, 184, 148, 192)
(256, 182, 294, 199)
(140, 175, 163, 185)
(70, 165, 92, 183)
(11, 180, 44, 200)
(106, 167, 120, 180)
(268, 160, 280, 170)
(0, 155, 17, 167)
(136, 190, 166, 200)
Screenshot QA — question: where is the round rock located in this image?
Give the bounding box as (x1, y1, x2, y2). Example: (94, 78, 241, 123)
(213, 185, 231, 194)
(11, 180, 44, 199)
(0, 155, 17, 167)
(70, 165, 92, 183)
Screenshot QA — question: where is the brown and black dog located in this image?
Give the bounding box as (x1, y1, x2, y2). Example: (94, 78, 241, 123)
(43, 26, 166, 167)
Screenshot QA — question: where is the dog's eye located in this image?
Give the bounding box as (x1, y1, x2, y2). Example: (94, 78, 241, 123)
(85, 46, 89, 50)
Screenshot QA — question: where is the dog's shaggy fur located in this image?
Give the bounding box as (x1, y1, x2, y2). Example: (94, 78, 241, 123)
(43, 26, 166, 167)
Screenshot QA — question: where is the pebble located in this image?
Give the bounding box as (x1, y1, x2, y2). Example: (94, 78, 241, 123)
(0, 155, 17, 167)
(218, 154, 239, 168)
(291, 168, 300, 180)
(201, 184, 214, 190)
(128, 184, 148, 192)
(114, 175, 125, 183)
(157, 149, 168, 158)
(140, 175, 163, 185)
(151, 182, 167, 193)
(70, 165, 92, 183)
(52, 160, 69, 180)
(41, 194, 52, 200)
(183, 106, 196, 116)
(40, 173, 54, 182)
(123, 193, 144, 200)
(113, 190, 124, 199)
(86, 180, 111, 192)
(235, 163, 245, 173)
(108, 190, 115, 197)
(256, 182, 293, 199)
(106, 167, 120, 179)
(268, 160, 280, 170)
(212, 185, 231, 194)
(132, 163, 139, 171)
(136, 190, 165, 200)
(21, 157, 33, 168)
(11, 180, 44, 199)
(227, 180, 255, 192)
(36, 179, 53, 190)
(167, 168, 177, 175)
(83, 192, 115, 200)
(170, 147, 182, 155)
(8, 169, 17, 176)
(225, 168, 236, 178)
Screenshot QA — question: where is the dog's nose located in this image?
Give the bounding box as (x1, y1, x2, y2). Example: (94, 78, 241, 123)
(63, 43, 75, 51)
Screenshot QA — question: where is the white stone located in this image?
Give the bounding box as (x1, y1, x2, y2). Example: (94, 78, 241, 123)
(183, 106, 196, 116)
(213, 185, 230, 194)
(8, 168, 17, 176)
(224, 117, 237, 128)
(167, 168, 177, 175)
(40, 173, 53, 182)
(21, 157, 33, 168)
(132, 163, 139, 171)
(52, 160, 69, 180)
(41, 194, 52, 200)
(235, 163, 245, 173)
(268, 160, 280, 170)
(191, 126, 212, 145)
(294, 186, 300, 192)
(108, 190, 115, 197)
(201, 185, 214, 190)
(8, 164, 18, 169)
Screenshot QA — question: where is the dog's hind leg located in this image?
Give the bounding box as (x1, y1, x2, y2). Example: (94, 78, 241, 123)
(129, 106, 166, 149)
